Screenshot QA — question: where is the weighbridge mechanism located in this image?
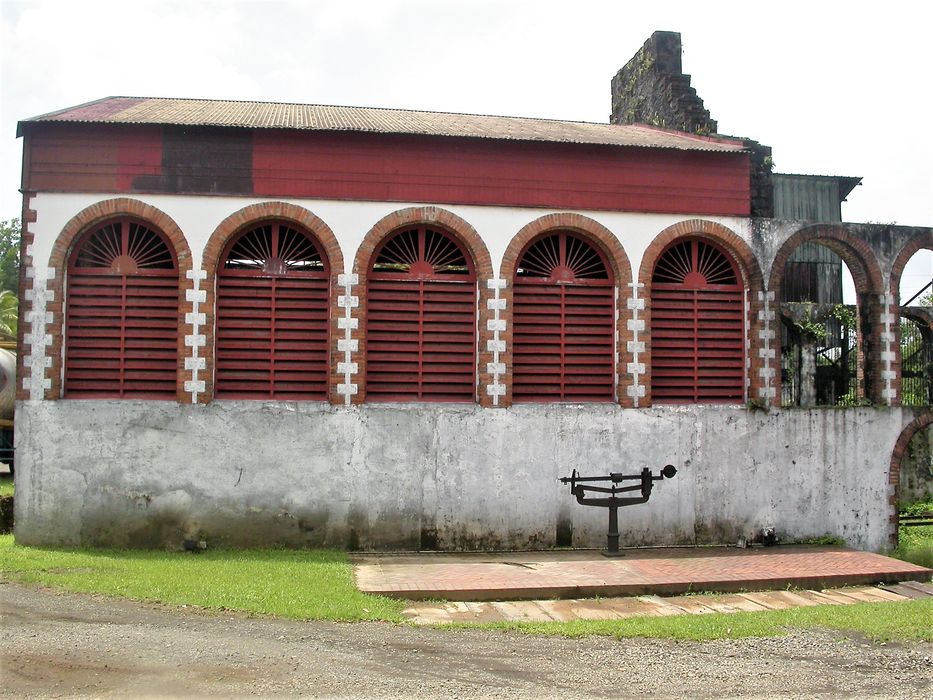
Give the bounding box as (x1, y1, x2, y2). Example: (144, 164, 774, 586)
(559, 465, 677, 556)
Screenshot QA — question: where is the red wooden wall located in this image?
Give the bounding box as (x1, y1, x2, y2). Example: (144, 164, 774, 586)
(22, 124, 751, 216)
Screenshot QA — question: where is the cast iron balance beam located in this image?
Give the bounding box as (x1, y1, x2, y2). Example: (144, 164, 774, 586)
(559, 465, 677, 556)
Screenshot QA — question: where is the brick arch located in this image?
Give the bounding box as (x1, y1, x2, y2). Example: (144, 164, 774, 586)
(44, 198, 192, 402)
(638, 219, 765, 407)
(499, 213, 634, 407)
(890, 230, 933, 300)
(887, 412, 933, 548)
(768, 224, 884, 298)
(352, 207, 493, 405)
(769, 224, 886, 405)
(201, 202, 345, 404)
(499, 213, 632, 285)
(353, 207, 492, 279)
(889, 232, 933, 407)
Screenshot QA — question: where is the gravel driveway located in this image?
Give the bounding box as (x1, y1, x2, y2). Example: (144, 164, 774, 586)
(1, 581, 930, 698)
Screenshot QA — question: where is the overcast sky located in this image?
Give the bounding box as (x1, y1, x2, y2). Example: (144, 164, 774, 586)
(1, 0, 930, 297)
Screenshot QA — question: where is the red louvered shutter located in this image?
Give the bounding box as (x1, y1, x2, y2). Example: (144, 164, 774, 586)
(513, 232, 615, 402)
(216, 222, 330, 400)
(366, 227, 476, 401)
(651, 238, 745, 403)
(65, 219, 178, 398)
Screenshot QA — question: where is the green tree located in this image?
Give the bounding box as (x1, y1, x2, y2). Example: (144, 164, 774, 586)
(0, 290, 16, 340)
(0, 218, 21, 293)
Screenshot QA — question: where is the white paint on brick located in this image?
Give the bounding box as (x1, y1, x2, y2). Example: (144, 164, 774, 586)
(183, 269, 208, 404)
(185, 356, 206, 371)
(22, 271, 54, 401)
(879, 294, 896, 406)
(339, 276, 358, 405)
(756, 289, 775, 404)
(627, 282, 645, 406)
(485, 278, 507, 405)
(184, 379, 206, 393)
(185, 288, 207, 304)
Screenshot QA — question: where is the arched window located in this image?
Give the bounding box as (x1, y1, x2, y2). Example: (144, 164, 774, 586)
(366, 226, 476, 401)
(65, 218, 178, 398)
(512, 231, 615, 402)
(215, 221, 330, 400)
(651, 238, 745, 403)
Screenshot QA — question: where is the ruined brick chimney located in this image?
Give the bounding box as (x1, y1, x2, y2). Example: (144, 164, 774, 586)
(610, 31, 717, 135)
(611, 31, 774, 217)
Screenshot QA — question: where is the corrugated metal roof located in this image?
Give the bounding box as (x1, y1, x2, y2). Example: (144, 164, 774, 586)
(19, 96, 748, 153)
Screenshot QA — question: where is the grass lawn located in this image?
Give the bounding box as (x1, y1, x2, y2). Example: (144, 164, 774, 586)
(0, 535, 405, 622)
(1, 535, 930, 641)
(471, 598, 933, 642)
(893, 500, 933, 569)
(0, 475, 12, 498)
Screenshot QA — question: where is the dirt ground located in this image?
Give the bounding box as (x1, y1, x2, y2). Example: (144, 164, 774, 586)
(1, 581, 930, 699)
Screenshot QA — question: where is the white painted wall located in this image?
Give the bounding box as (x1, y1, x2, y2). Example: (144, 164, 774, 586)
(13, 400, 911, 552)
(29, 192, 752, 281)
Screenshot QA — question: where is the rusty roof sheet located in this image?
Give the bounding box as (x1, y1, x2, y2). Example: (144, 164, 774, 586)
(20, 96, 748, 153)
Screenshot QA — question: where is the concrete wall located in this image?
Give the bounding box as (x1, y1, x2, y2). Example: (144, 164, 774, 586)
(14, 400, 915, 552)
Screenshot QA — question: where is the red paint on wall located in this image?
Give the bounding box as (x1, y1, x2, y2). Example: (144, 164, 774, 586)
(253, 131, 750, 216)
(26, 125, 162, 193)
(23, 124, 751, 216)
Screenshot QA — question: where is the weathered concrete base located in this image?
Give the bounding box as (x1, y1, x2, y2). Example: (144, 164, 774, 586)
(12, 401, 923, 552)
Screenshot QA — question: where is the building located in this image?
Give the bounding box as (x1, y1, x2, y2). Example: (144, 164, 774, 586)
(12, 33, 932, 552)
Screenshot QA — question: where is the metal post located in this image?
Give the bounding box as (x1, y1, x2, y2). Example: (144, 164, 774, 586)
(606, 505, 620, 556)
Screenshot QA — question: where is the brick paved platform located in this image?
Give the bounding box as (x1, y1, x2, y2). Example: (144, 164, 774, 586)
(352, 546, 932, 602)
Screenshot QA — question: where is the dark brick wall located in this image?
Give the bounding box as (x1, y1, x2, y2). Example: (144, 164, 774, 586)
(611, 31, 774, 218)
(610, 31, 717, 135)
